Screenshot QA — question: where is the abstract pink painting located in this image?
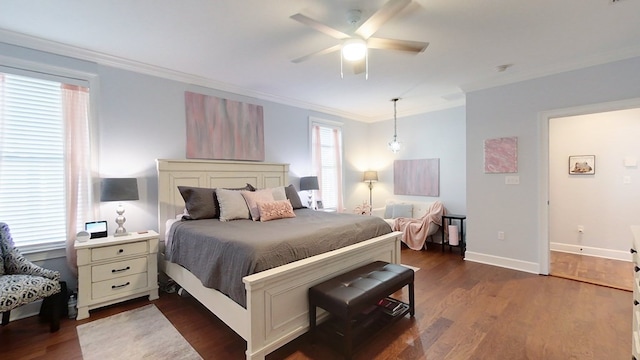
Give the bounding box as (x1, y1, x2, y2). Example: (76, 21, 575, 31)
(394, 159, 440, 196)
(185, 91, 264, 161)
(484, 137, 518, 173)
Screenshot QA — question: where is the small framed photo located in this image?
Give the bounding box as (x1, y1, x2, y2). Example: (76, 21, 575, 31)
(316, 200, 324, 209)
(569, 155, 595, 175)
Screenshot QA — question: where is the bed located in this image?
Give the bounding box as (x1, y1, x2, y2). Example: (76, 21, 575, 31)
(157, 159, 403, 360)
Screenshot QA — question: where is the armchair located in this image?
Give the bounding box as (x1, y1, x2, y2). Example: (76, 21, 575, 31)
(0, 222, 62, 332)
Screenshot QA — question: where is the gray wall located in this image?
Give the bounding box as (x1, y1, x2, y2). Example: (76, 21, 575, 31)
(466, 56, 640, 272)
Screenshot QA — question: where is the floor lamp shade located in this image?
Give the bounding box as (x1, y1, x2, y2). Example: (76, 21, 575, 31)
(100, 178, 139, 236)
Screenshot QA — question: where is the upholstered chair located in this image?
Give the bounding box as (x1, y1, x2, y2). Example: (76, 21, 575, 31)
(0, 222, 62, 332)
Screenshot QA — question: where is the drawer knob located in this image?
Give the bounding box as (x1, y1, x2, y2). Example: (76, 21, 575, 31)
(111, 282, 130, 290)
(632, 248, 638, 254)
(635, 300, 639, 306)
(118, 249, 124, 254)
(112, 266, 131, 273)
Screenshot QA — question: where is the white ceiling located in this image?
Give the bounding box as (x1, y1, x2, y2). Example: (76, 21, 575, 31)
(1, 0, 639, 122)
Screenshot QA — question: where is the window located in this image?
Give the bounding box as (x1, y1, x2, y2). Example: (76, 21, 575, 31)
(0, 70, 92, 251)
(311, 119, 343, 211)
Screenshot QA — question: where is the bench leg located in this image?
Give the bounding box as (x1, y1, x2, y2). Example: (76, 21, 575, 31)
(309, 302, 317, 344)
(344, 316, 353, 360)
(409, 281, 415, 317)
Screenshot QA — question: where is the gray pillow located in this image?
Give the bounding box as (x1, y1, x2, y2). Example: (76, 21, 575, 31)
(178, 183, 256, 220)
(284, 184, 304, 209)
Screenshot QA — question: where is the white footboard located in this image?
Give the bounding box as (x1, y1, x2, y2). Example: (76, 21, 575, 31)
(162, 231, 402, 360)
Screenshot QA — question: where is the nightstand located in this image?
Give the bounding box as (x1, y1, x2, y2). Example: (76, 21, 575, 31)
(74, 230, 159, 320)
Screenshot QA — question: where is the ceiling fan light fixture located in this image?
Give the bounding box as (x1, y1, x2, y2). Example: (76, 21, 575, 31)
(342, 38, 367, 61)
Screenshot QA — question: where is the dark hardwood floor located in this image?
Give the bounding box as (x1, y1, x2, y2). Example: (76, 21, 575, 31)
(2, 247, 632, 360)
(550, 250, 633, 291)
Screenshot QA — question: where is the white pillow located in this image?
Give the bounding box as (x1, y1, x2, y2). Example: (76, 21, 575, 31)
(271, 186, 287, 201)
(384, 203, 413, 219)
(216, 188, 250, 221)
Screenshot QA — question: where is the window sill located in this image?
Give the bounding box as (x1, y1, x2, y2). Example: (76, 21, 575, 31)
(19, 241, 67, 261)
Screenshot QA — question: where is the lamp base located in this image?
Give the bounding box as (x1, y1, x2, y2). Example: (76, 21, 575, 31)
(113, 205, 129, 237)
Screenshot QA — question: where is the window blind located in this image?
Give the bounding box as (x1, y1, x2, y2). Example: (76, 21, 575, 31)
(1, 73, 69, 249)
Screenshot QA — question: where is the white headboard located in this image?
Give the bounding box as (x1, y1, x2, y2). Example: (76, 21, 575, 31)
(156, 159, 289, 240)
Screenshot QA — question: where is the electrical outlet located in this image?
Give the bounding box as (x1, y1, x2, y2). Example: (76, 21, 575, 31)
(577, 225, 584, 233)
(497, 231, 505, 240)
(505, 176, 520, 185)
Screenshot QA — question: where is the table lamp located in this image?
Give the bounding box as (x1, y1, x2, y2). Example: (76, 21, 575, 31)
(299, 176, 319, 208)
(100, 177, 139, 237)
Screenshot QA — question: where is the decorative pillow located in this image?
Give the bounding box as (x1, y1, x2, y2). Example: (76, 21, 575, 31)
(178, 184, 255, 220)
(178, 186, 218, 220)
(216, 188, 251, 221)
(284, 184, 304, 209)
(241, 188, 275, 221)
(271, 186, 287, 201)
(258, 200, 296, 222)
(384, 203, 413, 219)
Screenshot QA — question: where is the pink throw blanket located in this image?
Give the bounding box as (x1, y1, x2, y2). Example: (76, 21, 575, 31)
(392, 201, 445, 250)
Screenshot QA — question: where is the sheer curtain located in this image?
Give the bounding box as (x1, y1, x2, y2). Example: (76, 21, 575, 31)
(311, 123, 344, 212)
(62, 84, 92, 274)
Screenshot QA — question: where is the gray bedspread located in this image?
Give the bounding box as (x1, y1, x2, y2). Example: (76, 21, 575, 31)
(166, 209, 392, 307)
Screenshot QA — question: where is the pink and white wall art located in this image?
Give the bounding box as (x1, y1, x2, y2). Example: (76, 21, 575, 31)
(185, 91, 265, 161)
(394, 158, 440, 196)
(484, 136, 518, 173)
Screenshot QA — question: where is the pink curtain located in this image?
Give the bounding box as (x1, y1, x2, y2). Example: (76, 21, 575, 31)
(312, 125, 323, 201)
(62, 84, 92, 275)
(333, 128, 344, 213)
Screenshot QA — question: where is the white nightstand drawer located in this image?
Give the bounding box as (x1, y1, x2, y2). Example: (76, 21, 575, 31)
(91, 241, 147, 262)
(91, 257, 148, 282)
(92, 273, 148, 299)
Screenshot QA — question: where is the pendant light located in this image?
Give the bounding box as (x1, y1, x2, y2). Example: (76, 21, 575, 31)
(388, 98, 401, 153)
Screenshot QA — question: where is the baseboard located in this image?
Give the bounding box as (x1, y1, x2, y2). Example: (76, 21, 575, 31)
(550, 242, 632, 262)
(464, 251, 541, 274)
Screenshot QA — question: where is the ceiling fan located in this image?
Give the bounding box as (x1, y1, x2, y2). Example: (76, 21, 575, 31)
(290, 0, 429, 78)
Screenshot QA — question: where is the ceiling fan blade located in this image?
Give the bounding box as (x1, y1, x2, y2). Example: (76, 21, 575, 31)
(291, 44, 341, 63)
(367, 37, 428, 53)
(290, 13, 351, 40)
(355, 0, 412, 39)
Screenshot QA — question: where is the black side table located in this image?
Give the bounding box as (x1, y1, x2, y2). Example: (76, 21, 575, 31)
(441, 214, 466, 257)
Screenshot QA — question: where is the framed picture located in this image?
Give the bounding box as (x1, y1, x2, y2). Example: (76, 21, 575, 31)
(569, 155, 595, 175)
(316, 200, 323, 209)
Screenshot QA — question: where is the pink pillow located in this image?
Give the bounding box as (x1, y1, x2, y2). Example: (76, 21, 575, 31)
(241, 188, 275, 221)
(258, 200, 296, 222)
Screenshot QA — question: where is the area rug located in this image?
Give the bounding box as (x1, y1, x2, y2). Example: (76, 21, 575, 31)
(77, 304, 202, 360)
(401, 264, 420, 272)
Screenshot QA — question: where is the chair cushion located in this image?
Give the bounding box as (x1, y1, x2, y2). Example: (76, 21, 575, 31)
(0, 274, 61, 311)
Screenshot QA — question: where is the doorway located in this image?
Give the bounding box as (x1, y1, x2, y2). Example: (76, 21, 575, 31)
(539, 100, 640, 288)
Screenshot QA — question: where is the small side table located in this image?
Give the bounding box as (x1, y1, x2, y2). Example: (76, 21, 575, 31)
(442, 214, 466, 257)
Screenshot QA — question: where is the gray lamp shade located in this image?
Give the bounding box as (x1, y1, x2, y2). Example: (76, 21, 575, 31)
(100, 178, 139, 202)
(299, 176, 319, 191)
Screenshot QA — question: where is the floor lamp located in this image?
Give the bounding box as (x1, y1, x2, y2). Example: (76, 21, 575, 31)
(363, 171, 378, 209)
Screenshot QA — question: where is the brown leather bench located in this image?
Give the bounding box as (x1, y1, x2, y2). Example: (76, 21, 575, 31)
(308, 261, 415, 359)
